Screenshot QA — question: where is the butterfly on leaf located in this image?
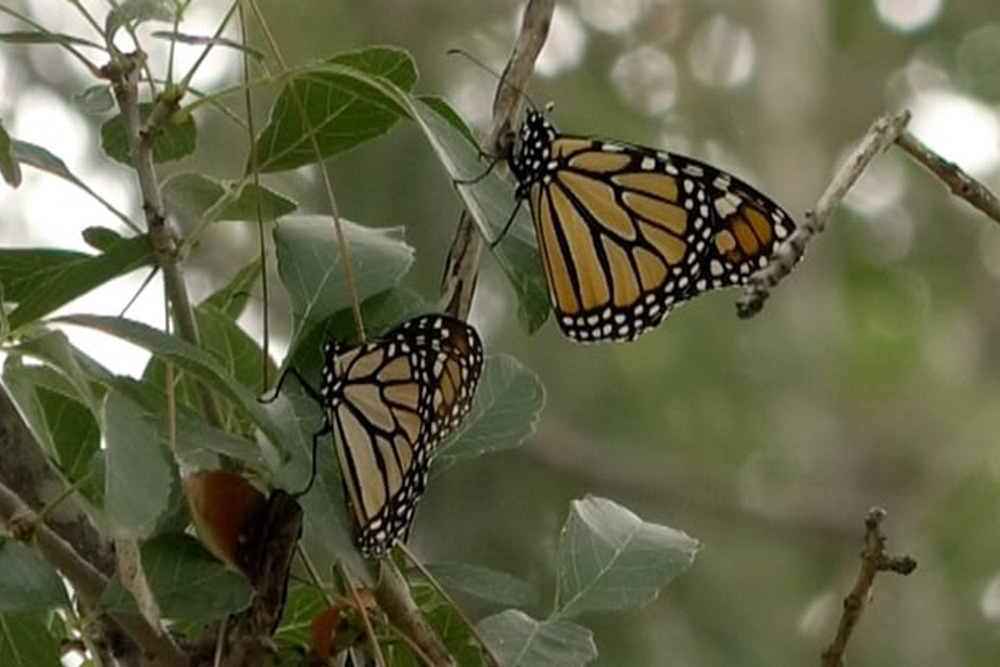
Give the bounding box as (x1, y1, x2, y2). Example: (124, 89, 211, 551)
(503, 109, 796, 342)
(283, 314, 483, 557)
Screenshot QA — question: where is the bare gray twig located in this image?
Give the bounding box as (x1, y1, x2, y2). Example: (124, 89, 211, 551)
(440, 0, 555, 318)
(820, 508, 917, 667)
(103, 52, 225, 429)
(895, 130, 1000, 226)
(738, 110, 912, 318)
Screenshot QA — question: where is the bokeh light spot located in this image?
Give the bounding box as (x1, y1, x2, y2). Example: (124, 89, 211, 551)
(577, 0, 644, 35)
(687, 15, 755, 88)
(874, 0, 941, 32)
(610, 46, 677, 115)
(957, 24, 1000, 100)
(980, 573, 1000, 620)
(535, 6, 587, 77)
(909, 91, 1000, 177)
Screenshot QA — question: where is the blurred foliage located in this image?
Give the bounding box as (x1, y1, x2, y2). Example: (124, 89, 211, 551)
(2, 0, 1000, 665)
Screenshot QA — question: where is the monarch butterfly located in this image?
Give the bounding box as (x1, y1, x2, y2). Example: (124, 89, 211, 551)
(290, 314, 482, 557)
(505, 109, 796, 342)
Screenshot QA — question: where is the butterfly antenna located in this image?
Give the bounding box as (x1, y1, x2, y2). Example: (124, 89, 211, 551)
(446, 47, 539, 111)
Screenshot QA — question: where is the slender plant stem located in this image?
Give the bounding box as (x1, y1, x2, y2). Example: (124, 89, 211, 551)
(108, 52, 225, 429)
(375, 558, 457, 667)
(0, 4, 102, 74)
(65, 0, 105, 43)
(338, 563, 388, 667)
(246, 0, 366, 342)
(177, 0, 240, 92)
(238, 4, 271, 390)
(397, 542, 500, 667)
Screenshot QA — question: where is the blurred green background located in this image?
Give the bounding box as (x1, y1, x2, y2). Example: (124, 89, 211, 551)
(3, 0, 1000, 665)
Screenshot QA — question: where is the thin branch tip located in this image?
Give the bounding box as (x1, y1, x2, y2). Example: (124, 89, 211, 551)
(819, 507, 917, 667)
(739, 110, 912, 319)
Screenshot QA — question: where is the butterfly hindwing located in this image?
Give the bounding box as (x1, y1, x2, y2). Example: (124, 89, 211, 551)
(318, 314, 482, 556)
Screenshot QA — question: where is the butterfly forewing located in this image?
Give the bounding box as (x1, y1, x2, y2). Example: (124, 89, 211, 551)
(319, 315, 482, 557)
(510, 109, 796, 343)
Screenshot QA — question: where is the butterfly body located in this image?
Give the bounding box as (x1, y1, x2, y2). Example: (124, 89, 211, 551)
(509, 109, 796, 342)
(317, 315, 482, 556)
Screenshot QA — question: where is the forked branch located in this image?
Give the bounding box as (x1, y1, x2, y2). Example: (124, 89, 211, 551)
(820, 508, 917, 667)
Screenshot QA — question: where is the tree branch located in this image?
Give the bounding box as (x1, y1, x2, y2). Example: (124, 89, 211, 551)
(102, 52, 225, 429)
(820, 508, 917, 667)
(738, 110, 912, 318)
(894, 130, 1000, 226)
(440, 0, 554, 318)
(375, 559, 456, 667)
(0, 480, 188, 667)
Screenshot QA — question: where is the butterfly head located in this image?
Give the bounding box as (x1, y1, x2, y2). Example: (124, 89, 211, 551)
(510, 109, 556, 195)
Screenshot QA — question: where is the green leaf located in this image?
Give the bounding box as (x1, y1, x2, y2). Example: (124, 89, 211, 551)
(273, 216, 414, 335)
(103, 391, 177, 538)
(53, 315, 287, 450)
(435, 354, 545, 469)
(37, 384, 101, 480)
(332, 46, 418, 89)
(478, 610, 596, 667)
(0, 540, 68, 613)
(143, 302, 276, 433)
(416, 95, 478, 147)
(172, 412, 263, 469)
(0, 613, 61, 667)
(281, 288, 426, 386)
(273, 584, 327, 651)
(0, 359, 62, 461)
(150, 31, 264, 61)
(554, 496, 699, 619)
(0, 248, 89, 302)
(73, 85, 115, 114)
(423, 563, 537, 608)
(7, 329, 99, 413)
(14, 326, 262, 471)
(81, 226, 124, 252)
(105, 0, 173, 39)
(410, 98, 549, 333)
(5, 236, 155, 331)
(10, 141, 129, 227)
(253, 46, 416, 172)
(267, 389, 372, 584)
(100, 102, 197, 165)
(102, 533, 252, 622)
(390, 596, 486, 666)
(12, 140, 80, 182)
(202, 257, 262, 319)
(0, 119, 20, 187)
(0, 30, 102, 48)
(161, 173, 297, 226)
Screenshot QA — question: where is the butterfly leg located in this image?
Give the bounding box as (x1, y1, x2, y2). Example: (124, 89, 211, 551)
(292, 419, 332, 497)
(488, 199, 524, 249)
(260, 367, 323, 404)
(453, 156, 499, 186)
